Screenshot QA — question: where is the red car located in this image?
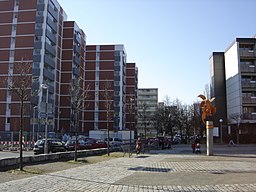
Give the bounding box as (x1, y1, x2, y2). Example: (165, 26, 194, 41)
(65, 139, 87, 151)
(84, 138, 107, 149)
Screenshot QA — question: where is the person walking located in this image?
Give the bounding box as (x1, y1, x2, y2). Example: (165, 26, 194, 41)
(136, 137, 142, 154)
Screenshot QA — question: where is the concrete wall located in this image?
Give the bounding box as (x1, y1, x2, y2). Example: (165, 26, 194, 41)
(0, 148, 107, 168)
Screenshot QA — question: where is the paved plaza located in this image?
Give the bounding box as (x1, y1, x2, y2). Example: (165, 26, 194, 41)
(0, 144, 256, 192)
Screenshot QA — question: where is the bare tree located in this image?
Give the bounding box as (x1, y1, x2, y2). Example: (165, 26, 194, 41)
(101, 81, 113, 156)
(5, 60, 32, 170)
(138, 101, 150, 138)
(229, 113, 242, 144)
(70, 77, 90, 161)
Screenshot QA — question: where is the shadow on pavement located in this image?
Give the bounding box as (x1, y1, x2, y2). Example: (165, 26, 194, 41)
(128, 166, 172, 172)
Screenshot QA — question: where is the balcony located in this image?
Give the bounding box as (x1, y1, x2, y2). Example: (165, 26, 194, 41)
(48, 84, 54, 94)
(241, 80, 256, 88)
(32, 81, 40, 90)
(30, 95, 39, 105)
(47, 5, 58, 21)
(36, 16, 44, 23)
(243, 112, 256, 121)
(74, 44, 81, 55)
(46, 30, 57, 45)
(242, 96, 256, 104)
(44, 55, 55, 68)
(33, 55, 41, 62)
(239, 49, 255, 58)
(43, 68, 54, 81)
(45, 43, 56, 57)
(36, 3, 45, 11)
(35, 29, 43, 36)
(75, 33, 82, 44)
(47, 17, 57, 33)
(72, 67, 80, 76)
(73, 56, 80, 65)
(34, 41, 42, 49)
(240, 65, 256, 73)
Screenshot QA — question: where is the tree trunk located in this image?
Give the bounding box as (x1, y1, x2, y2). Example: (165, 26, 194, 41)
(19, 100, 24, 171)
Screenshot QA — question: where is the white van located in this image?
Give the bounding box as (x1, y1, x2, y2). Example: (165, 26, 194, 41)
(105, 137, 123, 147)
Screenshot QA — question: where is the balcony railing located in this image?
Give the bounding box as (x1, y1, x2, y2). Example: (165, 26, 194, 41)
(241, 80, 256, 88)
(242, 96, 256, 104)
(243, 113, 256, 120)
(239, 49, 256, 58)
(240, 65, 256, 73)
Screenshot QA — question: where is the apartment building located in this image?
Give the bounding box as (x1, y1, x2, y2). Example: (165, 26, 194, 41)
(210, 37, 256, 143)
(0, 0, 139, 141)
(125, 63, 138, 133)
(0, 0, 68, 135)
(59, 21, 86, 133)
(137, 88, 158, 138)
(85, 45, 127, 132)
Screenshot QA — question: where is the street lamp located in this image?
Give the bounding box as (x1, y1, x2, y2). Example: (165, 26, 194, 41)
(128, 97, 134, 158)
(219, 118, 223, 144)
(41, 84, 48, 154)
(32, 106, 38, 146)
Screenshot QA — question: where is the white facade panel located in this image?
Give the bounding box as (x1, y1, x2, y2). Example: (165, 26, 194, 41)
(225, 42, 239, 80)
(225, 42, 242, 120)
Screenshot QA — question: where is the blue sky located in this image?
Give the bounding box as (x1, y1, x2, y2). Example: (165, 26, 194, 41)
(60, 0, 256, 104)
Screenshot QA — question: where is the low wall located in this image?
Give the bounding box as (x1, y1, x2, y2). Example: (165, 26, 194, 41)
(0, 148, 108, 168)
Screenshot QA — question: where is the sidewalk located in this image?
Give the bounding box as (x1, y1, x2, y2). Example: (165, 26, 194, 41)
(0, 144, 255, 192)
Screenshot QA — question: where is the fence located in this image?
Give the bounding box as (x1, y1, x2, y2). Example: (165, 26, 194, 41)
(0, 131, 87, 150)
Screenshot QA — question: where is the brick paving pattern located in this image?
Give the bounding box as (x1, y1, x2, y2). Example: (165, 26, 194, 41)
(0, 145, 256, 191)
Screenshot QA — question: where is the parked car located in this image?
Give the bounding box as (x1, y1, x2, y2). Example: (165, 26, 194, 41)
(105, 137, 123, 147)
(65, 139, 87, 151)
(83, 138, 107, 149)
(34, 138, 66, 155)
(94, 139, 108, 148)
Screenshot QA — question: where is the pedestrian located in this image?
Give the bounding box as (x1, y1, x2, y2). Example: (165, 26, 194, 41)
(191, 142, 196, 153)
(228, 135, 236, 146)
(228, 139, 236, 146)
(136, 137, 142, 154)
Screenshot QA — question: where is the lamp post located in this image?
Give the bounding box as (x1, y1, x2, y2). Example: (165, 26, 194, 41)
(237, 117, 241, 145)
(41, 84, 48, 154)
(32, 106, 38, 146)
(219, 118, 223, 144)
(128, 97, 134, 158)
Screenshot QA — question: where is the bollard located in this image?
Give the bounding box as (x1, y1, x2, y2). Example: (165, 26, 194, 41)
(206, 121, 214, 156)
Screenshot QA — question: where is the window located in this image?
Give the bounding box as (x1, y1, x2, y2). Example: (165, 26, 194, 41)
(36, 23, 42, 28)
(7, 117, 10, 124)
(12, 25, 16, 31)
(37, 11, 43, 16)
(10, 50, 14, 57)
(9, 63, 13, 70)
(76, 32, 81, 39)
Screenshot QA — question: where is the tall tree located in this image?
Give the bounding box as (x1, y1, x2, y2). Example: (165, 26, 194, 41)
(138, 101, 150, 138)
(70, 77, 90, 161)
(6, 60, 32, 170)
(101, 81, 113, 156)
(228, 113, 242, 144)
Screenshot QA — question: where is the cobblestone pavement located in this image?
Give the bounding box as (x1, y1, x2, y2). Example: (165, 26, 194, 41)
(0, 145, 256, 192)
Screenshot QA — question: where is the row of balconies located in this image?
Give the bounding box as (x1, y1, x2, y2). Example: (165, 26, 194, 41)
(243, 112, 256, 120)
(240, 65, 256, 73)
(239, 49, 256, 58)
(242, 96, 256, 104)
(241, 80, 256, 88)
